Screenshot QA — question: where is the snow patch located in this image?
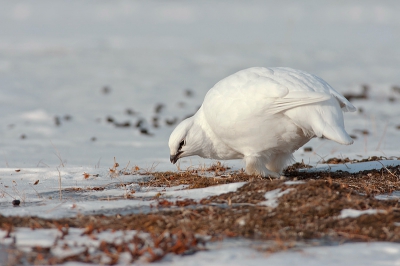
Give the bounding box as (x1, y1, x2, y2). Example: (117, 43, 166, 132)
(284, 180, 306, 185)
(305, 160, 400, 174)
(375, 191, 400, 201)
(338, 209, 387, 219)
(20, 109, 52, 121)
(153, 241, 400, 266)
(260, 188, 294, 208)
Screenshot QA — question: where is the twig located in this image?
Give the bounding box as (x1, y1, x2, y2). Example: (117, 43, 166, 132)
(377, 161, 399, 179)
(51, 140, 65, 167)
(46, 201, 66, 213)
(371, 114, 377, 137)
(0, 185, 16, 199)
(37, 159, 50, 168)
(144, 162, 159, 174)
(57, 167, 62, 200)
(376, 122, 388, 151)
(176, 161, 181, 171)
(95, 157, 102, 169)
(363, 135, 368, 154)
(11, 181, 26, 202)
(29, 184, 42, 199)
(122, 161, 131, 173)
(339, 153, 351, 169)
(314, 153, 330, 170)
(3, 153, 9, 168)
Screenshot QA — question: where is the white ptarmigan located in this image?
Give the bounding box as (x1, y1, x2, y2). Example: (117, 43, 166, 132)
(169, 67, 356, 178)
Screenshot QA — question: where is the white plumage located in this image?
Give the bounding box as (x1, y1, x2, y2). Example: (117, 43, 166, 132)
(169, 67, 356, 177)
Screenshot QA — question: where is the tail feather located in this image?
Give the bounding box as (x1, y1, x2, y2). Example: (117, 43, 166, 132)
(285, 97, 353, 145)
(317, 124, 354, 145)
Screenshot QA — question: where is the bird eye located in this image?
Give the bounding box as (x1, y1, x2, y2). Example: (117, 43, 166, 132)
(178, 139, 185, 150)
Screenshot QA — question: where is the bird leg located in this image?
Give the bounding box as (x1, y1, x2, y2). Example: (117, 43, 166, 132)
(266, 153, 294, 173)
(244, 156, 281, 178)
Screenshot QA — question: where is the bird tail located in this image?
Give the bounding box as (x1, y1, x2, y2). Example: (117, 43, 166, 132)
(316, 124, 354, 145)
(285, 98, 354, 145)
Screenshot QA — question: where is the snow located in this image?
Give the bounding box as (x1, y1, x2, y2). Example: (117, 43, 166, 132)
(135, 181, 246, 200)
(260, 188, 295, 208)
(2, 228, 400, 266)
(0, 167, 245, 219)
(284, 180, 306, 185)
(14, 228, 60, 250)
(154, 241, 400, 266)
(375, 191, 400, 201)
(338, 209, 387, 219)
(305, 159, 400, 173)
(1, 0, 400, 264)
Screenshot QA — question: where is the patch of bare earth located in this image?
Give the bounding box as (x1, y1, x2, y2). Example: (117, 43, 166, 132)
(1, 161, 400, 264)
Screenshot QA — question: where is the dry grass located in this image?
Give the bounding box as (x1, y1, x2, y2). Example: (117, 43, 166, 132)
(138, 171, 262, 189)
(1, 160, 400, 264)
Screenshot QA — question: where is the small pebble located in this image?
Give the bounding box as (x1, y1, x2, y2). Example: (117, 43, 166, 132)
(106, 116, 114, 123)
(155, 104, 165, 114)
(165, 117, 178, 126)
(140, 128, 153, 136)
(114, 121, 131, 128)
(125, 108, 136, 116)
(54, 116, 61, 126)
(392, 85, 400, 94)
(152, 117, 159, 128)
(102, 86, 111, 94)
(12, 200, 20, 207)
(135, 119, 144, 128)
(185, 89, 194, 97)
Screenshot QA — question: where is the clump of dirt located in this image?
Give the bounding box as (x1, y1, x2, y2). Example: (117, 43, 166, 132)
(135, 161, 259, 189)
(138, 171, 261, 189)
(286, 165, 400, 195)
(285, 161, 313, 172)
(343, 84, 369, 101)
(315, 155, 393, 165)
(323, 157, 352, 164)
(204, 161, 231, 173)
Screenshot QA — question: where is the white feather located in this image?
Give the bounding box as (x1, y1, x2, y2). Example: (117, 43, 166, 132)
(169, 67, 356, 178)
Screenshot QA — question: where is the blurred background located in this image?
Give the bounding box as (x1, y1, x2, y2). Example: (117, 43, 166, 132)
(1, 1, 399, 169)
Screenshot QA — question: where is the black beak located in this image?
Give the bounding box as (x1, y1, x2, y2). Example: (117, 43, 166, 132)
(170, 151, 183, 164)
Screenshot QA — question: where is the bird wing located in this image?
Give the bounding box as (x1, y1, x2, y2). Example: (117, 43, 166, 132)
(267, 91, 332, 114)
(204, 67, 356, 131)
(233, 69, 335, 115)
(205, 67, 339, 119)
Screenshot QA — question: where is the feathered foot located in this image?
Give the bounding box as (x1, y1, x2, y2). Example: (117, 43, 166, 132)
(244, 156, 281, 178)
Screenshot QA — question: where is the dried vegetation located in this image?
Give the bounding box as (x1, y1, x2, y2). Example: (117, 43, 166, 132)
(1, 160, 400, 264)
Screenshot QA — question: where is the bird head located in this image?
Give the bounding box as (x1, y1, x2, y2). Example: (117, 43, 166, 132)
(168, 117, 204, 164)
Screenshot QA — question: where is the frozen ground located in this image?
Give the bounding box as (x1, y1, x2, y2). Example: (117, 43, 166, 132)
(1, 0, 400, 265)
